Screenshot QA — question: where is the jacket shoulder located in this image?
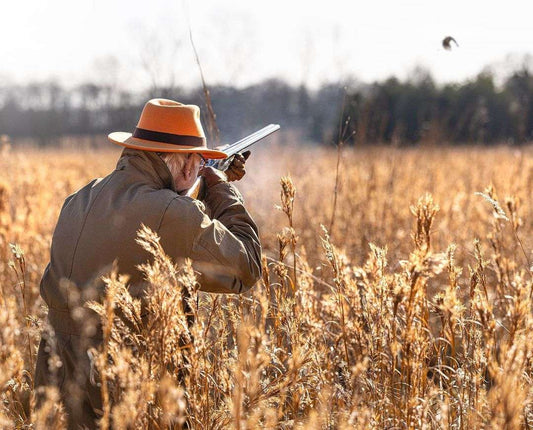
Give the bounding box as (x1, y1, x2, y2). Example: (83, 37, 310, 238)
(157, 195, 209, 258)
(162, 195, 207, 223)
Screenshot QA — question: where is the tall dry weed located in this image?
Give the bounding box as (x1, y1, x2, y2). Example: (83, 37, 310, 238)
(0, 145, 532, 428)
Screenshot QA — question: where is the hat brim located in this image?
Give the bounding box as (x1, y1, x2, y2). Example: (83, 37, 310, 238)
(108, 132, 227, 159)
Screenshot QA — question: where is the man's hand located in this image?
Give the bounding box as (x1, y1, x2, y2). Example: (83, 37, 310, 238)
(200, 151, 251, 188)
(225, 151, 251, 182)
(200, 166, 227, 188)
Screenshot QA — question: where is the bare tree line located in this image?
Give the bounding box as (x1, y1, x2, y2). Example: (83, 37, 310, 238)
(340, 66, 533, 145)
(2, 64, 533, 146)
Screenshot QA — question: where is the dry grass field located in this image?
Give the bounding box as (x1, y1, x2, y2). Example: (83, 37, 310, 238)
(0, 141, 532, 428)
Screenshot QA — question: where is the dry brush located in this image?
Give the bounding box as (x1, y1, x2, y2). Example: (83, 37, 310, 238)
(0, 144, 532, 428)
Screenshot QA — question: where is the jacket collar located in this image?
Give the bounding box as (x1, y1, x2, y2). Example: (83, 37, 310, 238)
(116, 148, 176, 192)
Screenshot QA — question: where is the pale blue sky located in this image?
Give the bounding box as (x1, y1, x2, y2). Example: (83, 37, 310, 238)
(2, 0, 533, 89)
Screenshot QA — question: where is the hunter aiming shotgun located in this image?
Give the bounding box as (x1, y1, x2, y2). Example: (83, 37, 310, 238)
(187, 123, 280, 199)
(36, 98, 267, 427)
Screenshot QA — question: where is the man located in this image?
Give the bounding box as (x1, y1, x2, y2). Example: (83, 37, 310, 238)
(34, 98, 262, 428)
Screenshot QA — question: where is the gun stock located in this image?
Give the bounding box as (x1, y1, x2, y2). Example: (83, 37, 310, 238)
(186, 176, 207, 200)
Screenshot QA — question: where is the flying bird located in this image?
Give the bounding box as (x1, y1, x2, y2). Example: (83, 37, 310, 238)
(442, 36, 459, 50)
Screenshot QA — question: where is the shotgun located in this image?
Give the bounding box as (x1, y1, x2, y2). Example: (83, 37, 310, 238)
(187, 124, 280, 199)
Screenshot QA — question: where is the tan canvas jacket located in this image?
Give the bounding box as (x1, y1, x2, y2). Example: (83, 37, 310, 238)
(40, 148, 262, 337)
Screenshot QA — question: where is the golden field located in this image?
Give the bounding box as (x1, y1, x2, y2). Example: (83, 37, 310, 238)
(0, 142, 532, 429)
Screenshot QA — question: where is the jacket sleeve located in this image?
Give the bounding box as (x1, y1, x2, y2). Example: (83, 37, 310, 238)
(159, 183, 262, 294)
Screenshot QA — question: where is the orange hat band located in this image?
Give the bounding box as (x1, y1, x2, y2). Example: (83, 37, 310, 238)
(132, 127, 206, 147)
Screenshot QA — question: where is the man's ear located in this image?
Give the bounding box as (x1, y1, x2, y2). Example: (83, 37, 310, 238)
(183, 154, 196, 181)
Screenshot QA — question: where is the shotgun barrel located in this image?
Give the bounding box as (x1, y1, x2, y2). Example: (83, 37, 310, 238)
(186, 124, 280, 199)
(208, 124, 280, 171)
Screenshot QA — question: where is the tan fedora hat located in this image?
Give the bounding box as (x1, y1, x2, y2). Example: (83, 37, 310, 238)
(108, 98, 226, 159)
